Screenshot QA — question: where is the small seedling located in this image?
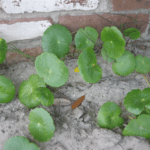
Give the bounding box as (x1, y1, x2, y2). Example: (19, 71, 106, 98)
(123, 28, 141, 40)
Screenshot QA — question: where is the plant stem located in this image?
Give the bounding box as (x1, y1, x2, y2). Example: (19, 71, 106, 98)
(71, 30, 78, 34)
(69, 44, 81, 55)
(128, 116, 134, 120)
(142, 75, 150, 87)
(125, 37, 130, 46)
(1, 44, 36, 62)
(7, 49, 34, 59)
(7, 44, 36, 61)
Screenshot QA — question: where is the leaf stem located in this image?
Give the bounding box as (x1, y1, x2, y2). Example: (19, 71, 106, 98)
(128, 116, 134, 120)
(7, 44, 35, 61)
(8, 49, 33, 59)
(125, 37, 130, 46)
(142, 75, 150, 87)
(71, 30, 78, 34)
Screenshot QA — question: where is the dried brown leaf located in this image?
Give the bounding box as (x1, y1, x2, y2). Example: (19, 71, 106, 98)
(71, 95, 85, 109)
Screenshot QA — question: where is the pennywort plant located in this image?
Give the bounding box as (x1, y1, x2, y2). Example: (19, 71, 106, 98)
(19, 74, 54, 108)
(35, 52, 69, 87)
(97, 101, 123, 129)
(4, 136, 39, 150)
(1, 23, 150, 148)
(97, 87, 150, 139)
(75, 27, 98, 50)
(101, 26, 125, 58)
(0, 75, 15, 103)
(42, 24, 72, 58)
(124, 88, 150, 115)
(77, 47, 102, 83)
(28, 108, 55, 142)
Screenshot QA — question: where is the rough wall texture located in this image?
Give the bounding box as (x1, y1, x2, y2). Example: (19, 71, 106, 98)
(0, 0, 150, 64)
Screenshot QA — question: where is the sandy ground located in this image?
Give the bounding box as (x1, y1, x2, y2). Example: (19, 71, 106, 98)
(0, 54, 150, 150)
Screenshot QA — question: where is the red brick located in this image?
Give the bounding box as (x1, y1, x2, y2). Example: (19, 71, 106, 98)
(0, 17, 53, 25)
(59, 13, 149, 34)
(112, 0, 150, 11)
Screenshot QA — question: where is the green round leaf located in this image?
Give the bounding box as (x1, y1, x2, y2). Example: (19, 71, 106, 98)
(124, 88, 150, 115)
(112, 64, 120, 75)
(29, 108, 55, 142)
(4, 136, 39, 150)
(75, 27, 98, 50)
(34, 87, 54, 106)
(19, 74, 46, 108)
(123, 28, 141, 40)
(135, 55, 150, 74)
(0, 75, 15, 103)
(77, 48, 102, 83)
(0, 38, 7, 64)
(123, 114, 150, 139)
(101, 48, 116, 62)
(42, 24, 72, 58)
(97, 101, 123, 129)
(112, 51, 135, 76)
(35, 52, 69, 87)
(101, 26, 125, 58)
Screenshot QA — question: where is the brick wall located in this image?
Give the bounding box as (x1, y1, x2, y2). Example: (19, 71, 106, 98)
(0, 0, 150, 64)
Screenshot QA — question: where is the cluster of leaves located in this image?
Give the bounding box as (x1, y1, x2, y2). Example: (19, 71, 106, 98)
(101, 27, 150, 75)
(97, 87, 150, 139)
(0, 74, 55, 144)
(41, 25, 103, 84)
(1, 25, 150, 87)
(19, 74, 54, 108)
(74, 26, 150, 78)
(3, 107, 55, 149)
(1, 24, 150, 149)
